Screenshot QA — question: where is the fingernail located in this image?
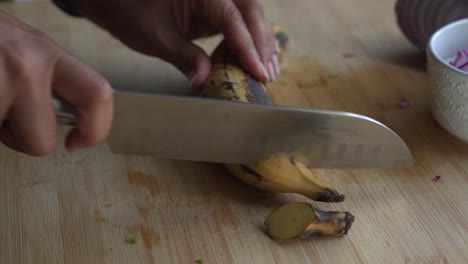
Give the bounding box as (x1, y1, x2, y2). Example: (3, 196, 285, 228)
(272, 55, 281, 75)
(268, 61, 276, 82)
(259, 63, 270, 82)
(189, 74, 198, 90)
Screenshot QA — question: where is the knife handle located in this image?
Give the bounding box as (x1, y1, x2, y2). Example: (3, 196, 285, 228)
(52, 94, 76, 126)
(1, 95, 75, 127)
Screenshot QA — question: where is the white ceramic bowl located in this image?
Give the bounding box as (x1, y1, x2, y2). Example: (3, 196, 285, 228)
(428, 18, 468, 144)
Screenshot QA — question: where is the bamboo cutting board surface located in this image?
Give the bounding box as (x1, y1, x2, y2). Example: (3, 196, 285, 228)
(1, 1, 467, 263)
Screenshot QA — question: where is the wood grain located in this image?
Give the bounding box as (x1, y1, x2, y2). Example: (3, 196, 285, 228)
(1, 1, 467, 263)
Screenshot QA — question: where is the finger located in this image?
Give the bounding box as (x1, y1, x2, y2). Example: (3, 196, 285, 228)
(0, 66, 13, 121)
(187, 20, 218, 40)
(0, 75, 18, 152)
(197, 0, 269, 82)
(263, 19, 278, 81)
(0, 121, 19, 152)
(234, 0, 276, 78)
(157, 30, 212, 90)
(52, 53, 113, 152)
(0, 78, 57, 156)
(265, 20, 281, 76)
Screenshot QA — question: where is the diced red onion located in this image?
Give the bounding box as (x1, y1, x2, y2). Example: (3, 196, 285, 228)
(400, 98, 409, 108)
(448, 49, 468, 72)
(342, 53, 357, 58)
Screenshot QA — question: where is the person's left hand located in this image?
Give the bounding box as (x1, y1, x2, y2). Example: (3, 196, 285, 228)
(71, 0, 279, 90)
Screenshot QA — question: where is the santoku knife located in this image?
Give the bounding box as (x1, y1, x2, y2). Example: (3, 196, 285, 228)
(54, 90, 413, 168)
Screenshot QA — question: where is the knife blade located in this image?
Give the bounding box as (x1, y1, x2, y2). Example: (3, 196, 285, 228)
(54, 90, 412, 168)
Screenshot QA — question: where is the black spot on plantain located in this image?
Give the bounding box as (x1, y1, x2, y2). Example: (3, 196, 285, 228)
(243, 75, 273, 105)
(315, 189, 345, 202)
(306, 230, 324, 238)
(275, 32, 289, 50)
(240, 165, 263, 182)
(223, 81, 235, 91)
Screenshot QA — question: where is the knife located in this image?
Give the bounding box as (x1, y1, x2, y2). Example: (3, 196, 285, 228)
(53, 90, 412, 168)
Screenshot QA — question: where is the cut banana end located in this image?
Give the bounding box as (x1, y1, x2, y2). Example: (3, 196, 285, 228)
(225, 153, 345, 203)
(264, 202, 354, 241)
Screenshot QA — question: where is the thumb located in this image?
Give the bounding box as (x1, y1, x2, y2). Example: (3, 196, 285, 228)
(161, 35, 212, 91)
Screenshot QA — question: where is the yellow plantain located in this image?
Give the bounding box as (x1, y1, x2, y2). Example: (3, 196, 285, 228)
(200, 27, 344, 203)
(264, 202, 354, 241)
(225, 154, 344, 202)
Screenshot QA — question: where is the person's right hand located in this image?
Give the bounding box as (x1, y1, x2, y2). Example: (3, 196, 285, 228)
(0, 11, 113, 156)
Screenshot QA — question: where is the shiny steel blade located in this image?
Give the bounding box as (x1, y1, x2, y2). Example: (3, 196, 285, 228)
(103, 91, 412, 168)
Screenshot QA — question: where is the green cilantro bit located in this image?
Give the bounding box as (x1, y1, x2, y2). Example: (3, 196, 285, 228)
(127, 236, 137, 244)
(329, 73, 338, 79)
(195, 258, 203, 264)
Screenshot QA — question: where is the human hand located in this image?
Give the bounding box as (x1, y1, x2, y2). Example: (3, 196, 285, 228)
(0, 11, 113, 156)
(73, 0, 279, 90)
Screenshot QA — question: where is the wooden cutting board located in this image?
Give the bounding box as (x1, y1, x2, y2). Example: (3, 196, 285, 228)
(1, 1, 467, 263)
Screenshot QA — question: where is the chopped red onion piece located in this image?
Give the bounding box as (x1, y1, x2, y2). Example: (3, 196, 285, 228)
(343, 53, 357, 58)
(433, 175, 441, 182)
(448, 49, 468, 72)
(400, 98, 409, 108)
